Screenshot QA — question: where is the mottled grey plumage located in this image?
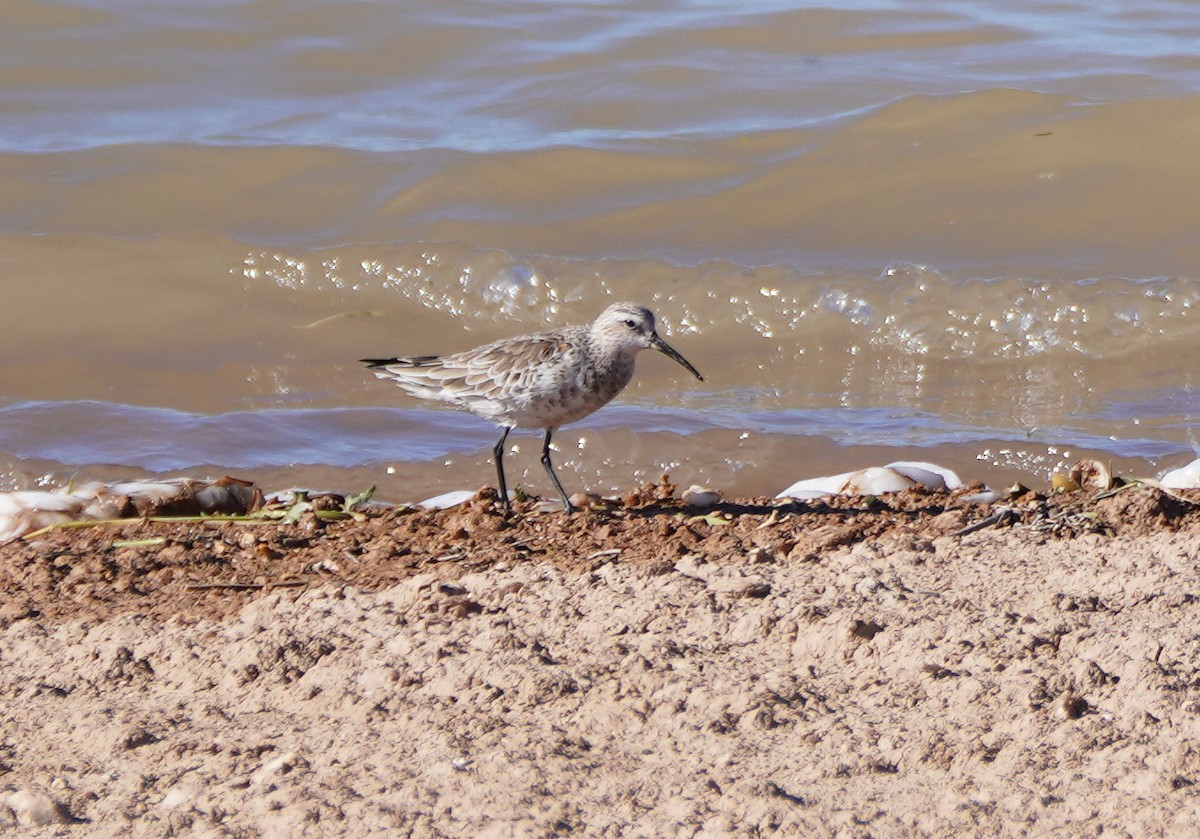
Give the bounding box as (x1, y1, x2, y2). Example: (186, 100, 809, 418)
(362, 302, 703, 512)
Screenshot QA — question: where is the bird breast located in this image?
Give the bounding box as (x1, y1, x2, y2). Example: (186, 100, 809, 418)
(482, 348, 637, 429)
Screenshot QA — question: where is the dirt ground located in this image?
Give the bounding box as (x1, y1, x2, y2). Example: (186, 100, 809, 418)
(3, 476, 1200, 837)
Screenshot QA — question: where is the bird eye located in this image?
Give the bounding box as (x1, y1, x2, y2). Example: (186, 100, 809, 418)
(622, 318, 638, 329)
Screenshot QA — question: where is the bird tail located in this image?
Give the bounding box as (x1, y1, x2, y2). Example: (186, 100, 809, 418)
(360, 356, 440, 369)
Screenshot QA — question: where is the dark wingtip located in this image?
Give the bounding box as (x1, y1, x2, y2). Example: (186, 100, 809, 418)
(360, 358, 398, 368)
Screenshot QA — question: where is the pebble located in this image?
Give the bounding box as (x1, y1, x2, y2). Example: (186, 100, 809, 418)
(957, 489, 1001, 505)
(251, 751, 301, 786)
(6, 789, 69, 826)
(1054, 693, 1089, 720)
(701, 567, 770, 598)
(158, 783, 202, 810)
(568, 492, 606, 510)
(681, 485, 722, 508)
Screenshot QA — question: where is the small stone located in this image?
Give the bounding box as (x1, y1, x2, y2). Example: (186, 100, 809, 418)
(7, 789, 70, 826)
(158, 783, 202, 810)
(1054, 693, 1088, 720)
(310, 558, 341, 574)
(855, 577, 882, 596)
(681, 485, 721, 509)
(956, 489, 1000, 505)
(704, 569, 769, 598)
(674, 554, 710, 580)
(850, 620, 885, 641)
(446, 599, 484, 619)
(0, 600, 35, 622)
(745, 546, 774, 564)
(251, 751, 301, 786)
(568, 492, 605, 510)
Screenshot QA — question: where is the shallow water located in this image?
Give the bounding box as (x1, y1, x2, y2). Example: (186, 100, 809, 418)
(3, 1, 1200, 501)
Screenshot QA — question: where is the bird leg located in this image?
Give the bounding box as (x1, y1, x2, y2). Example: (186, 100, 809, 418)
(540, 428, 575, 513)
(492, 427, 512, 510)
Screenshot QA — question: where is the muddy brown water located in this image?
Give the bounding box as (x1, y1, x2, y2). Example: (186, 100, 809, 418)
(3, 2, 1200, 503)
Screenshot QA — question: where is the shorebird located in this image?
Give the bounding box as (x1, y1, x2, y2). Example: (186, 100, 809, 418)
(362, 302, 704, 512)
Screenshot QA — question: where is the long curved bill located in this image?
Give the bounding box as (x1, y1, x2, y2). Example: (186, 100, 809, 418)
(650, 333, 704, 382)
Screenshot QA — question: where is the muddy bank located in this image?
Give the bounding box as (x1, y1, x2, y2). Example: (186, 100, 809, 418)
(3, 482, 1200, 836)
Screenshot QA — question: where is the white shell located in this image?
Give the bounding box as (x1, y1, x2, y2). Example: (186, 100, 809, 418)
(416, 489, 478, 510)
(0, 478, 260, 544)
(884, 461, 962, 490)
(776, 461, 963, 500)
(1160, 457, 1200, 489)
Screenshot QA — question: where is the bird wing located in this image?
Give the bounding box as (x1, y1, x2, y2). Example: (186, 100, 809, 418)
(363, 333, 577, 418)
(445, 333, 574, 398)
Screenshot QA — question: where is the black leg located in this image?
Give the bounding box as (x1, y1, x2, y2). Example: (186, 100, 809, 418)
(492, 427, 512, 510)
(540, 428, 575, 512)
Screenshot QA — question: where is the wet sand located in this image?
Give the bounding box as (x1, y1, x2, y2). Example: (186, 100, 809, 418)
(3, 481, 1200, 835)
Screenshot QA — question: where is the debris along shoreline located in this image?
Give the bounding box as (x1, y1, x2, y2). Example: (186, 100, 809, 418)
(4, 473, 1200, 834)
(4, 469, 1200, 625)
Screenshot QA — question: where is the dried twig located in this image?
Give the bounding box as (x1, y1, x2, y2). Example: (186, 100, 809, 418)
(952, 508, 1015, 537)
(586, 548, 622, 560)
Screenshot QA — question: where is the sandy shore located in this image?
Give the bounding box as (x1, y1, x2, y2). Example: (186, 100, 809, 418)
(2, 480, 1200, 836)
